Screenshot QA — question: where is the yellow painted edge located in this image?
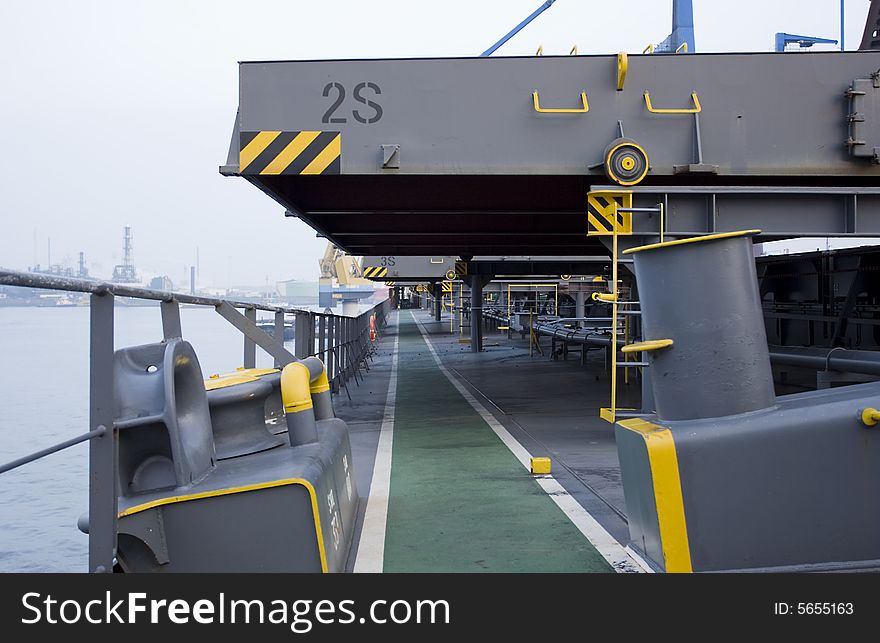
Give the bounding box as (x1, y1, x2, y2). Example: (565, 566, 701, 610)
(286, 399, 314, 412)
(308, 358, 331, 394)
(621, 339, 674, 354)
(118, 478, 328, 573)
(617, 418, 692, 573)
(282, 362, 314, 411)
(204, 368, 279, 391)
(623, 229, 761, 255)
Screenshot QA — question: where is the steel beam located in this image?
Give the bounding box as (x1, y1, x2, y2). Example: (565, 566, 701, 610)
(214, 301, 296, 367)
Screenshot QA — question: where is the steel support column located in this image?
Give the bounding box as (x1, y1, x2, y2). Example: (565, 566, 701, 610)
(470, 276, 484, 352)
(433, 282, 442, 321)
(89, 292, 116, 573)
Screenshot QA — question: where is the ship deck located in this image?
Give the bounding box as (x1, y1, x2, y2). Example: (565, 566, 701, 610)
(334, 309, 645, 572)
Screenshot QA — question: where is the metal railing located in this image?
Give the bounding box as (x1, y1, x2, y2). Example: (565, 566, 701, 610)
(0, 268, 390, 572)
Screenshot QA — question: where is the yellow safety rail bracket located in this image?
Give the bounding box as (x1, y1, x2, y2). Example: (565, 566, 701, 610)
(617, 52, 628, 91)
(621, 339, 674, 354)
(587, 191, 633, 236)
(644, 91, 702, 114)
(675, 42, 689, 53)
(533, 91, 590, 113)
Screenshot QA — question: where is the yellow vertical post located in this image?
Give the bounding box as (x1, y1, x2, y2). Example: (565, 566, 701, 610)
(610, 203, 619, 423)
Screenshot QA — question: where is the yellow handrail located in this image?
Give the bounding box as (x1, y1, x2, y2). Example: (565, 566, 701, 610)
(644, 91, 702, 114)
(675, 42, 689, 53)
(621, 339, 674, 354)
(532, 91, 589, 113)
(643, 43, 656, 54)
(569, 45, 578, 55)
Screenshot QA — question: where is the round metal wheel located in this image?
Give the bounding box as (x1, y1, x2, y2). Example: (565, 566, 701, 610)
(603, 138, 649, 186)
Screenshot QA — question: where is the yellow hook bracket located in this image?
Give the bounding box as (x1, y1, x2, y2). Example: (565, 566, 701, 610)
(617, 52, 628, 91)
(860, 407, 880, 426)
(644, 91, 702, 114)
(592, 292, 617, 302)
(532, 91, 590, 113)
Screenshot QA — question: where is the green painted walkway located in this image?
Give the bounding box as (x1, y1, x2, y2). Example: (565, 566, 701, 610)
(383, 312, 612, 572)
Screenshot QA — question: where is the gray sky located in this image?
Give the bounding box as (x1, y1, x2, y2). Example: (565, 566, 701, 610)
(0, 1, 871, 287)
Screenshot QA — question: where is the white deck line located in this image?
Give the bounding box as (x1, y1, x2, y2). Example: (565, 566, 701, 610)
(352, 315, 399, 573)
(413, 314, 647, 574)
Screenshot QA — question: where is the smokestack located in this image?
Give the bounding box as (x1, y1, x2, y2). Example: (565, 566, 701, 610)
(190, 266, 196, 295)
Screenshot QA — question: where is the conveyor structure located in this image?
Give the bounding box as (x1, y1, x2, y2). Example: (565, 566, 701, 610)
(220, 21, 880, 573)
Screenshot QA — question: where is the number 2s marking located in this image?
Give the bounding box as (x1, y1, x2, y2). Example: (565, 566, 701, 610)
(322, 81, 383, 124)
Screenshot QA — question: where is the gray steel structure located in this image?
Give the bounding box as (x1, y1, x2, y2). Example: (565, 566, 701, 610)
(758, 244, 880, 350)
(361, 255, 456, 280)
(616, 233, 880, 572)
(863, 0, 880, 51)
(223, 51, 880, 256)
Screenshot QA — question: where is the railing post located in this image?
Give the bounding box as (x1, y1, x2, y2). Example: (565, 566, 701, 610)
(318, 315, 326, 364)
(327, 316, 336, 390)
(274, 310, 285, 368)
(160, 299, 182, 339)
(244, 307, 257, 368)
(294, 311, 311, 358)
(89, 292, 117, 573)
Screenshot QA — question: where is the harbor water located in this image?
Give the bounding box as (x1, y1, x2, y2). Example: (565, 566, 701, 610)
(0, 304, 287, 572)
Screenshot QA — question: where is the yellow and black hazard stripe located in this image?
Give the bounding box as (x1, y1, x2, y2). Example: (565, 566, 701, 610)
(239, 131, 341, 175)
(454, 260, 468, 278)
(587, 191, 633, 236)
(384, 281, 396, 287)
(363, 266, 388, 279)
